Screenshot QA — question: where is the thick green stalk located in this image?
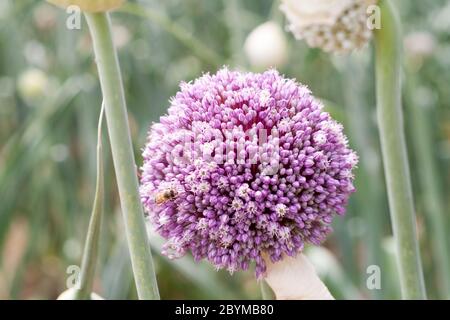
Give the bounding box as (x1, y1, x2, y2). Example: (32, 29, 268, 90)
(374, 0, 426, 299)
(84, 12, 160, 300)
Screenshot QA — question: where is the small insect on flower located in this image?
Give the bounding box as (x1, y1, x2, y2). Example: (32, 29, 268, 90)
(154, 189, 177, 205)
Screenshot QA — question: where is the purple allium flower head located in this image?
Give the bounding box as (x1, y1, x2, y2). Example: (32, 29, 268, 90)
(140, 68, 357, 278)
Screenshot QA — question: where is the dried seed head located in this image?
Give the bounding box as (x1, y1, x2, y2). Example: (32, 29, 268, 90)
(280, 0, 379, 54)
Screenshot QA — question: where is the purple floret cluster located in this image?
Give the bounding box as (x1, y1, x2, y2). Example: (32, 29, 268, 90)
(140, 68, 357, 277)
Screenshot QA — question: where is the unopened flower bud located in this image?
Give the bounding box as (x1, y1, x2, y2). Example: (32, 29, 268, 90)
(244, 21, 288, 70)
(17, 68, 49, 102)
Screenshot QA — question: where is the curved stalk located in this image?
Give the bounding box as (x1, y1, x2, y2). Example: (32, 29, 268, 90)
(84, 12, 160, 300)
(75, 102, 105, 300)
(374, 0, 426, 299)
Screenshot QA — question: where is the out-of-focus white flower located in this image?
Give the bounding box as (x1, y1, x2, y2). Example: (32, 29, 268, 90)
(24, 41, 49, 69)
(244, 21, 288, 70)
(33, 4, 58, 31)
(112, 24, 131, 50)
(382, 236, 396, 255)
(280, 0, 378, 54)
(431, 2, 450, 34)
(62, 238, 82, 261)
(17, 68, 49, 102)
(404, 31, 436, 60)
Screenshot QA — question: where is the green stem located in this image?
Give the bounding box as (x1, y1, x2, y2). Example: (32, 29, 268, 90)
(84, 12, 160, 300)
(344, 58, 384, 299)
(405, 76, 450, 299)
(374, 0, 426, 299)
(75, 102, 105, 300)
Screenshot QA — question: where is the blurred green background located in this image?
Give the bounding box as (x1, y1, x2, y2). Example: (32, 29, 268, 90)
(0, 0, 449, 299)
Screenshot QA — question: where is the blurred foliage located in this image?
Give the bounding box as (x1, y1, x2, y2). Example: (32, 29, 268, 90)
(0, 0, 449, 299)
